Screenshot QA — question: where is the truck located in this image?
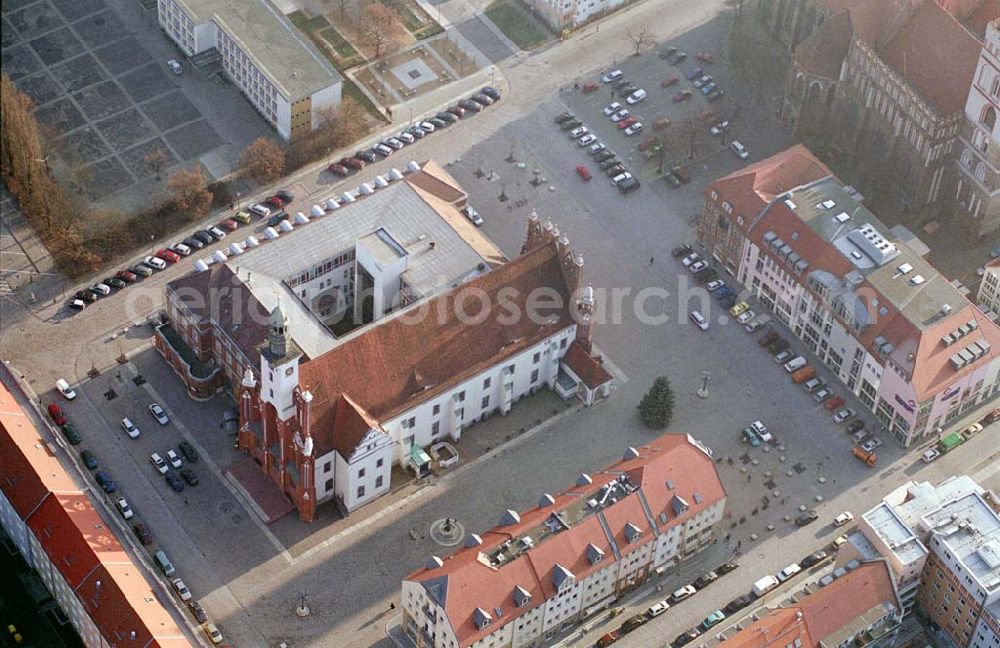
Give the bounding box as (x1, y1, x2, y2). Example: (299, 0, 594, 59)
(791, 365, 816, 384)
(852, 446, 877, 467)
(936, 431, 964, 454)
(751, 575, 779, 598)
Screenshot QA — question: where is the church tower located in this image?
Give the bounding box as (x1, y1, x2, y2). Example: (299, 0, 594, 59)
(259, 300, 302, 422)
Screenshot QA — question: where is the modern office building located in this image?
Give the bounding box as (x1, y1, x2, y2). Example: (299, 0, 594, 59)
(156, 0, 342, 140)
(401, 434, 726, 648)
(698, 144, 1000, 446)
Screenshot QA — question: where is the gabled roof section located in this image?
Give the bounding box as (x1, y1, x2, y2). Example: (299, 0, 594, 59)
(327, 394, 381, 459)
(794, 9, 854, 78)
(563, 340, 613, 389)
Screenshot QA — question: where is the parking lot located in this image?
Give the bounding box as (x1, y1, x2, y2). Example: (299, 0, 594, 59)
(1, 0, 272, 208)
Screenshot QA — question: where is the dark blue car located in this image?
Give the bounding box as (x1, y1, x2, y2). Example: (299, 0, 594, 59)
(95, 471, 115, 493)
(81, 449, 98, 470)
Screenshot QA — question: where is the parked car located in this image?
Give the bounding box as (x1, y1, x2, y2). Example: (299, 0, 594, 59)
(48, 403, 67, 425)
(355, 149, 378, 162)
(207, 226, 226, 240)
(671, 584, 697, 603)
(705, 279, 725, 292)
(192, 230, 215, 245)
(155, 249, 180, 264)
(179, 440, 199, 463)
(133, 522, 152, 545)
(481, 86, 501, 100)
(619, 177, 640, 193)
(646, 600, 670, 618)
(120, 417, 140, 439)
(742, 427, 761, 446)
(397, 131, 416, 145)
(921, 448, 941, 463)
(602, 69, 623, 83)
(131, 263, 154, 277)
(104, 276, 126, 289)
(736, 309, 756, 324)
(188, 600, 208, 623)
(801, 550, 829, 568)
(204, 623, 224, 645)
(724, 593, 754, 613)
(673, 89, 693, 102)
(179, 466, 199, 486)
(464, 206, 483, 226)
(461, 99, 484, 113)
(148, 403, 169, 425)
(750, 420, 772, 442)
(833, 408, 855, 423)
(328, 163, 349, 176)
(795, 510, 819, 526)
(116, 269, 139, 283)
(710, 121, 731, 136)
(624, 123, 643, 136)
(690, 259, 709, 274)
(847, 419, 866, 434)
(579, 133, 597, 146)
(576, 165, 592, 181)
(595, 150, 616, 163)
(95, 471, 116, 493)
(417, 121, 436, 134)
(701, 610, 726, 630)
(74, 289, 97, 304)
(166, 449, 182, 468)
(824, 395, 845, 411)
(673, 627, 701, 647)
(144, 255, 167, 271)
(589, 142, 606, 155)
(716, 561, 739, 575)
(60, 423, 81, 445)
(80, 449, 98, 470)
(672, 244, 694, 258)
(693, 571, 718, 589)
(116, 497, 134, 520)
(447, 105, 466, 119)
(813, 387, 833, 402)
(626, 89, 647, 104)
(165, 472, 184, 492)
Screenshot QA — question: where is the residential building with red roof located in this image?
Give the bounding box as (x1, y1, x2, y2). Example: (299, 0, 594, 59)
(0, 375, 190, 647)
(782, 0, 1000, 231)
(699, 145, 1000, 447)
(401, 434, 726, 648)
(162, 166, 613, 522)
(719, 560, 902, 648)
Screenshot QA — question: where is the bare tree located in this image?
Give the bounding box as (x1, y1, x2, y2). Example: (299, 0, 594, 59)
(168, 167, 212, 219)
(143, 146, 171, 180)
(361, 3, 401, 58)
(626, 24, 653, 57)
(239, 137, 286, 183)
(315, 99, 368, 146)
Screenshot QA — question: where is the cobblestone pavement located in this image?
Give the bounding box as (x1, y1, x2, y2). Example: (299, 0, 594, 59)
(2, 1, 999, 647)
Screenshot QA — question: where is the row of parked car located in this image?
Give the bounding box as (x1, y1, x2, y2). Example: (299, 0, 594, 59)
(327, 86, 502, 177)
(596, 561, 740, 647)
(556, 111, 640, 193)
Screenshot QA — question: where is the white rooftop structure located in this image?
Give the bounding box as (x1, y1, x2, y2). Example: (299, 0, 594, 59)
(923, 490, 1000, 596)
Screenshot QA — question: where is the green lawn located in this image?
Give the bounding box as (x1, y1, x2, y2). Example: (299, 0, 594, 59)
(484, 0, 551, 50)
(319, 26, 359, 59)
(288, 10, 330, 32)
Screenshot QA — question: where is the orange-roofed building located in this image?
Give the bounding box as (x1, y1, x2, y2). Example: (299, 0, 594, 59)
(0, 377, 190, 647)
(720, 560, 902, 648)
(699, 145, 1000, 447)
(401, 434, 726, 648)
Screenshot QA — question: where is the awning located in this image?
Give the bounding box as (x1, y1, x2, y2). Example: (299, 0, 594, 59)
(409, 446, 431, 467)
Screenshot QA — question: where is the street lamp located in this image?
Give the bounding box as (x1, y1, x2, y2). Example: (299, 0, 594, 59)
(149, 234, 155, 255)
(697, 371, 711, 399)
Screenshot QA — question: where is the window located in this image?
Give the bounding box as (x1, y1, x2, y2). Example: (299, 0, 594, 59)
(401, 416, 416, 429)
(531, 369, 539, 383)
(359, 468, 366, 478)
(404, 434, 414, 446)
(357, 485, 365, 498)
(432, 421, 440, 436)
(560, 338, 568, 349)
(481, 396, 490, 409)
(377, 458, 383, 468)
(483, 377, 491, 389)
(433, 404, 440, 415)
(533, 352, 541, 363)
(457, 391, 465, 402)
(324, 461, 332, 473)
(376, 476, 383, 488)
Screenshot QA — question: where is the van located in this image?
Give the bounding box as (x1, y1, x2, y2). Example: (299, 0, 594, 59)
(689, 310, 709, 331)
(730, 140, 749, 159)
(783, 356, 807, 373)
(248, 203, 271, 218)
(791, 365, 815, 384)
(777, 563, 801, 582)
(56, 378, 77, 400)
(154, 550, 175, 576)
(751, 574, 779, 597)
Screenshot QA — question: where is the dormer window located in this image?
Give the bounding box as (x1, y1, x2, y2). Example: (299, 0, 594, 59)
(722, 201, 733, 214)
(473, 607, 493, 630)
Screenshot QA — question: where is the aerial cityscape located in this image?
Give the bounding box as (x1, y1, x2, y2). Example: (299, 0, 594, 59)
(0, 0, 998, 646)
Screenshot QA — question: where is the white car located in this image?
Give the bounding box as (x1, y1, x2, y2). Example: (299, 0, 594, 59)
(167, 59, 182, 75)
(143, 255, 167, 270)
(464, 206, 483, 226)
(833, 408, 855, 423)
(569, 126, 588, 138)
(681, 252, 701, 267)
(750, 420, 772, 442)
(710, 121, 730, 136)
(689, 310, 709, 331)
(589, 141, 606, 155)
(418, 121, 436, 133)
(610, 109, 630, 123)
(611, 172, 633, 185)
(624, 122, 643, 136)
(170, 242, 191, 257)
(149, 403, 169, 425)
(736, 309, 756, 324)
(705, 280, 725, 292)
(397, 131, 415, 144)
(689, 259, 709, 273)
(56, 378, 77, 400)
(166, 450, 182, 469)
(834, 511, 854, 527)
(861, 438, 882, 453)
(646, 600, 670, 618)
(921, 448, 941, 463)
(116, 497, 134, 520)
(813, 387, 832, 402)
(744, 319, 765, 333)
(578, 133, 597, 146)
(120, 418, 140, 439)
(626, 89, 647, 104)
(671, 584, 697, 603)
(602, 69, 623, 83)
(172, 578, 192, 601)
(150, 452, 169, 474)
(774, 350, 792, 363)
(208, 226, 226, 239)
(603, 101, 622, 116)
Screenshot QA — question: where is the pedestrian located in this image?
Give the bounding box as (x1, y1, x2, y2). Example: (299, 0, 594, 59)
(184, 497, 189, 505)
(574, 82, 579, 90)
(747, 474, 751, 482)
(649, 256, 654, 265)
(390, 603, 396, 610)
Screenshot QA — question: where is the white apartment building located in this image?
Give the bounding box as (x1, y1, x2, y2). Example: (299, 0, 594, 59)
(402, 434, 726, 648)
(533, 0, 627, 31)
(156, 0, 342, 140)
(979, 260, 1000, 315)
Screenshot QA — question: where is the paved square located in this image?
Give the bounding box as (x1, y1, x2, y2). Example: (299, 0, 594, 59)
(28, 26, 86, 66)
(49, 0, 106, 22)
(72, 80, 131, 120)
(92, 36, 151, 75)
(8, 1, 65, 39)
(392, 58, 439, 90)
(117, 62, 171, 103)
(0, 43, 43, 80)
(57, 126, 111, 163)
(120, 138, 178, 179)
(164, 120, 224, 161)
(49, 52, 107, 92)
(95, 107, 158, 151)
(1, 17, 20, 47)
(16, 72, 62, 105)
(140, 91, 200, 131)
(72, 10, 127, 48)
(78, 156, 132, 199)
(34, 97, 86, 133)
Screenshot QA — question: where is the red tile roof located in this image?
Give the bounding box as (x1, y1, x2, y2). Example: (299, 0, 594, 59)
(405, 434, 726, 647)
(907, 305, 1000, 399)
(300, 240, 576, 454)
(720, 561, 899, 648)
(563, 341, 613, 389)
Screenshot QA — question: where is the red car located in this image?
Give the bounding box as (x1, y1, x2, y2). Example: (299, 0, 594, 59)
(116, 270, 138, 283)
(696, 51, 714, 63)
(576, 165, 592, 180)
(825, 396, 845, 411)
(673, 89, 693, 102)
(582, 82, 599, 93)
(344, 157, 365, 170)
(660, 76, 679, 88)
(328, 163, 349, 176)
(155, 249, 180, 264)
(219, 218, 239, 231)
(48, 404, 66, 426)
(617, 117, 638, 129)
(447, 105, 466, 118)
(263, 196, 285, 209)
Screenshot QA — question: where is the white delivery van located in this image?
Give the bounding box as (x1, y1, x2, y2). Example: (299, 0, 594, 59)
(752, 574, 780, 598)
(56, 379, 77, 400)
(783, 356, 807, 373)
